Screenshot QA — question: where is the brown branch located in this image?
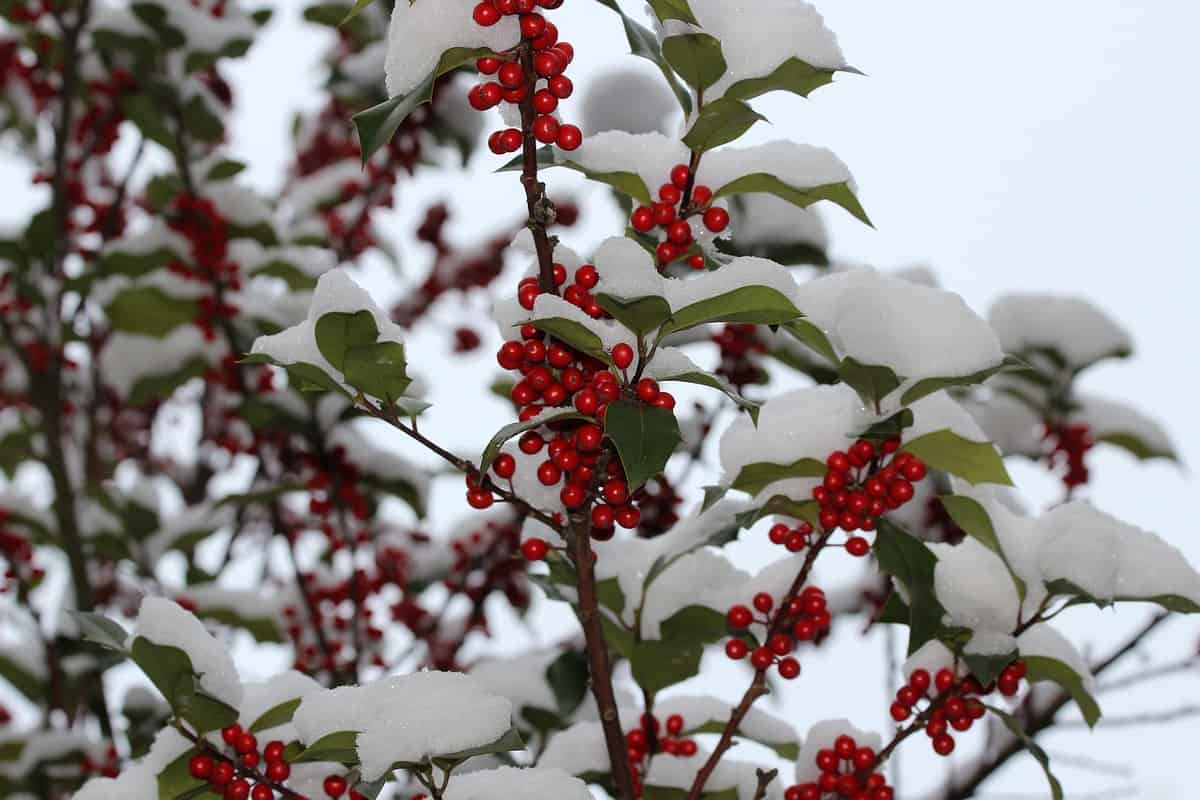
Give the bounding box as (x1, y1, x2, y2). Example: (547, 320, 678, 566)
(942, 613, 1169, 799)
(686, 531, 834, 800)
(516, 43, 559, 294)
(751, 768, 779, 800)
(570, 515, 636, 800)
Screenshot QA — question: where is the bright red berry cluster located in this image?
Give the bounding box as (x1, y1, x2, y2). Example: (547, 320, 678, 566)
(625, 713, 698, 798)
(1044, 421, 1093, 491)
(813, 439, 927, 541)
(785, 734, 892, 800)
(628, 164, 730, 270)
(188, 727, 293, 800)
(888, 662, 1025, 757)
(723, 587, 831, 679)
(470, 0, 582, 154)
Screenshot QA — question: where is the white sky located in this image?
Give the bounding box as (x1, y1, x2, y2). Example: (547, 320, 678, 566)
(3, 1, 1197, 797)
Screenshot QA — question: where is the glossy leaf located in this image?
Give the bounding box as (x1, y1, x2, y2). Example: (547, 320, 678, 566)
(595, 293, 672, 336)
(902, 430, 1013, 486)
(646, 0, 698, 25)
(314, 310, 379, 372)
(725, 57, 852, 102)
(248, 697, 303, 733)
(662, 33, 727, 92)
(899, 356, 1025, 407)
(546, 651, 589, 717)
(938, 495, 1026, 601)
(655, 370, 760, 422)
(1096, 432, 1178, 462)
(1022, 656, 1102, 728)
(528, 316, 609, 361)
(107, 288, 197, 338)
(730, 457, 826, 496)
(502, 145, 654, 204)
(604, 400, 681, 490)
(69, 611, 129, 651)
(343, 341, 411, 403)
(682, 97, 766, 152)
(838, 357, 901, 409)
(781, 318, 838, 364)
(629, 606, 727, 693)
(714, 174, 871, 226)
(874, 520, 944, 654)
(661, 285, 801, 336)
(294, 730, 360, 764)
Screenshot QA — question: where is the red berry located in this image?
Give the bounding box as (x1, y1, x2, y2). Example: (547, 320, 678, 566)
(467, 490, 494, 509)
(888, 479, 915, 503)
(189, 755, 213, 779)
(703, 206, 730, 232)
(537, 461, 562, 486)
(750, 646, 774, 670)
(602, 479, 629, 506)
(778, 657, 801, 679)
(611, 343, 634, 369)
(522, 538, 549, 561)
(901, 459, 927, 481)
(670, 163, 691, 190)
(659, 183, 682, 205)
(692, 185, 713, 205)
(221, 725, 242, 746)
(726, 604, 753, 628)
(909, 669, 931, 693)
(211, 762, 235, 786)
(615, 506, 641, 529)
(225, 780, 250, 800)
(666, 219, 692, 245)
(656, 242, 678, 264)
(752, 592, 774, 613)
(636, 379, 660, 403)
(251, 785, 273, 800)
(556, 124, 582, 151)
(687, 254, 705, 270)
(477, 56, 501, 74)
(532, 115, 559, 144)
(473, 2, 501, 26)
(768, 634, 793, 656)
(935, 669, 956, 693)
(834, 735, 857, 759)
(853, 747, 876, 771)
(519, 432, 544, 454)
(576, 424, 603, 451)
(725, 639, 748, 660)
(815, 749, 838, 773)
(652, 202, 676, 226)
(266, 761, 290, 781)
(630, 206, 655, 232)
(324, 775, 348, 798)
(846, 536, 870, 557)
(591, 504, 615, 530)
(548, 74, 573, 98)
(560, 483, 586, 509)
(234, 733, 257, 754)
(666, 714, 684, 735)
(889, 702, 911, 721)
(520, 12, 546, 37)
(932, 734, 956, 756)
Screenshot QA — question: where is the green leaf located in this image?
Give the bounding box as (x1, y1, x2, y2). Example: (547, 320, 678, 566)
(344, 341, 411, 403)
(1043, 578, 1200, 615)
(938, 495, 1027, 601)
(734, 495, 821, 530)
(1022, 656, 1102, 728)
(963, 649, 1018, 687)
(528, 317, 609, 361)
(725, 57, 851, 103)
(604, 400, 681, 490)
(354, 47, 493, 162)
(983, 705, 1064, 800)
(286, 362, 346, 395)
(480, 409, 587, 474)
(662, 285, 800, 336)
(714, 175, 871, 226)
(502, 146, 654, 204)
(899, 356, 1023, 407)
(546, 651, 589, 717)
(249, 698, 304, 733)
(838, 357, 901, 409)
(1096, 432, 1178, 462)
(643, 788, 738, 800)
(595, 293, 672, 336)
(629, 606, 726, 694)
(314, 310, 379, 372)
(682, 97, 766, 152)
(120, 93, 175, 148)
(646, 0, 698, 25)
(205, 160, 246, 182)
(294, 730, 360, 764)
(874, 520, 944, 654)
(129, 638, 238, 733)
(902, 430, 1013, 486)
(730, 458, 826, 496)
(429, 726, 526, 768)
(69, 611, 129, 651)
(592, 0, 692, 114)
(662, 33, 726, 92)
(340, 0, 375, 26)
(107, 287, 197, 338)
(654, 370, 761, 422)
(781, 319, 838, 364)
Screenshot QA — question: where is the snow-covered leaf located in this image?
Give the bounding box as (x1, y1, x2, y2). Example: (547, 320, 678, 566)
(899, 355, 1027, 407)
(629, 606, 727, 693)
(837, 357, 900, 409)
(595, 293, 673, 336)
(248, 698, 303, 734)
(715, 172, 869, 225)
(937, 495, 1027, 601)
(69, 611, 129, 651)
(729, 457, 825, 496)
(662, 33, 727, 92)
(1023, 656, 1101, 728)
(529, 316, 610, 361)
(661, 284, 801, 336)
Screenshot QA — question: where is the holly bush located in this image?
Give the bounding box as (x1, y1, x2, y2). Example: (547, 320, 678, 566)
(0, 0, 1194, 799)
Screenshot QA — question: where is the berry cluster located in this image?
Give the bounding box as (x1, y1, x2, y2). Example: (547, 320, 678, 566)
(628, 164, 730, 269)
(1, 526, 44, 595)
(813, 439, 927, 543)
(1044, 421, 1093, 491)
(625, 713, 698, 798)
(723, 587, 831, 679)
(784, 734, 893, 800)
(888, 662, 1026, 756)
(474, 271, 676, 534)
(188, 727, 294, 800)
(470, 0, 583, 154)
(164, 194, 240, 341)
(713, 323, 768, 390)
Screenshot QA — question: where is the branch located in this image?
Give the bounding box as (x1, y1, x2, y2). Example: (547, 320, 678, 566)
(942, 613, 1170, 799)
(516, 43, 559, 294)
(569, 515, 636, 800)
(685, 531, 834, 800)
(751, 768, 779, 800)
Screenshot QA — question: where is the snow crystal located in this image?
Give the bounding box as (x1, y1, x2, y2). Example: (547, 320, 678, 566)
(582, 66, 677, 136)
(384, 0, 520, 98)
(445, 766, 590, 800)
(1070, 393, 1174, 459)
(1035, 502, 1200, 607)
(719, 383, 868, 500)
(988, 293, 1132, 368)
(292, 671, 514, 781)
(72, 726, 192, 799)
(965, 630, 1018, 657)
(469, 649, 562, 714)
(251, 269, 408, 392)
(540, 716, 635, 776)
(794, 719, 881, 783)
(341, 40, 387, 87)
(927, 538, 1020, 636)
(237, 672, 325, 739)
(795, 268, 1004, 388)
(570, 131, 689, 199)
(132, 597, 243, 707)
